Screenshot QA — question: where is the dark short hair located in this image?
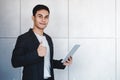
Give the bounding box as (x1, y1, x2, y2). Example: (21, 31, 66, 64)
(32, 4, 50, 16)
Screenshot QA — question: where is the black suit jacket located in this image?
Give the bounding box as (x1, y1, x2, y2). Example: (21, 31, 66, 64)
(11, 29, 65, 80)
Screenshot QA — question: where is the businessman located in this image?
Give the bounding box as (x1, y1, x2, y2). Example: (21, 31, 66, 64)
(11, 4, 72, 80)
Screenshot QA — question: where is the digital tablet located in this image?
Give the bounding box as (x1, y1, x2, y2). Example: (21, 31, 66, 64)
(62, 44, 80, 63)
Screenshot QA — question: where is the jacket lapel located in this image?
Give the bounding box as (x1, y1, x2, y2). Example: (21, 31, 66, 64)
(28, 29, 40, 48)
(44, 33, 53, 60)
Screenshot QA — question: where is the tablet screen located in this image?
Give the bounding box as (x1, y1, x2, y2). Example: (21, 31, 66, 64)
(62, 44, 80, 63)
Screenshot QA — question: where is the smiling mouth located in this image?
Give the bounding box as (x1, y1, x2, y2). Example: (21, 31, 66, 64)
(39, 23, 46, 25)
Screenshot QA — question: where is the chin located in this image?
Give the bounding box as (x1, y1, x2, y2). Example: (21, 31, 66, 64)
(37, 26, 46, 30)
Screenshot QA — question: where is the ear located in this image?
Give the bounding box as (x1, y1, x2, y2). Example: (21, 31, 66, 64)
(32, 16, 34, 21)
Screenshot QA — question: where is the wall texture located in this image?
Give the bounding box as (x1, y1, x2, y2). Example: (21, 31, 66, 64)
(0, 0, 119, 80)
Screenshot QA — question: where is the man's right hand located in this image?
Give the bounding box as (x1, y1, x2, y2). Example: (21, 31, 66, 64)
(37, 42, 46, 57)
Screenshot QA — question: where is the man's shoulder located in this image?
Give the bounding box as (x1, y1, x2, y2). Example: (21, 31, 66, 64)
(18, 29, 33, 39)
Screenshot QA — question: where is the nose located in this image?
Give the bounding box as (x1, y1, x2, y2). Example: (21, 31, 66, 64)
(42, 17, 46, 22)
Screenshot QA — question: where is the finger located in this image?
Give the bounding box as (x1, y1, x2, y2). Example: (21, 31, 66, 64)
(67, 59, 72, 63)
(69, 56, 72, 59)
(68, 56, 72, 61)
(68, 58, 70, 61)
(70, 56, 72, 59)
(66, 60, 70, 63)
(68, 57, 71, 61)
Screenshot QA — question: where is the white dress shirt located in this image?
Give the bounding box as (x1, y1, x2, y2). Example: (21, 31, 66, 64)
(34, 32, 51, 79)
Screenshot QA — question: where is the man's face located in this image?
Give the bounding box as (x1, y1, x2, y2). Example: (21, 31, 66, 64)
(33, 9, 49, 30)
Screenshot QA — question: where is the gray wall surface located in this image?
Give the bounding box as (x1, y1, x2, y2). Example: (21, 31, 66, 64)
(0, 0, 119, 80)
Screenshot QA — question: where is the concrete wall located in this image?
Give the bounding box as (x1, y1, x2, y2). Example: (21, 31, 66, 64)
(0, 0, 119, 80)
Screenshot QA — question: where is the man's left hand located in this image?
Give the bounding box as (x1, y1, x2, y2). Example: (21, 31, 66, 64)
(63, 56, 72, 66)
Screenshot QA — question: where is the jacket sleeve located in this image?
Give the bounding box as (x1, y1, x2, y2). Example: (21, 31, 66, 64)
(53, 59, 66, 69)
(11, 36, 44, 68)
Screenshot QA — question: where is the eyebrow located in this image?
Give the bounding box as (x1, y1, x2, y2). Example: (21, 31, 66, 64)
(37, 14, 49, 17)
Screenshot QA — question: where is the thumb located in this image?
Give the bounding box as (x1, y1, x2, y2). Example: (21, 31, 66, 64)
(40, 41, 43, 46)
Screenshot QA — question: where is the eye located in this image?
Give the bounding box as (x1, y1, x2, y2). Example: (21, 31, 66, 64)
(39, 15, 42, 18)
(37, 14, 43, 18)
(45, 15, 49, 19)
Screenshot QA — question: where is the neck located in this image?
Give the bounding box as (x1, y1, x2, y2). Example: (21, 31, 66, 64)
(33, 26, 44, 36)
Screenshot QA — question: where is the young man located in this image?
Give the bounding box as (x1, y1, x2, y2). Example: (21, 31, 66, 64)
(11, 4, 72, 80)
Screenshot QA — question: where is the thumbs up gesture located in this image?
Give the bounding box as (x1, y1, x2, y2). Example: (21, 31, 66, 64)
(37, 41, 47, 57)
